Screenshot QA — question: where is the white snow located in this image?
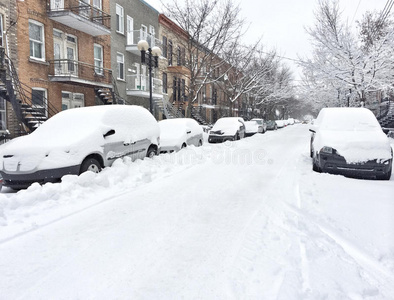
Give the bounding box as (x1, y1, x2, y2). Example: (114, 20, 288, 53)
(0, 105, 159, 171)
(210, 117, 244, 135)
(312, 107, 392, 163)
(0, 125, 393, 299)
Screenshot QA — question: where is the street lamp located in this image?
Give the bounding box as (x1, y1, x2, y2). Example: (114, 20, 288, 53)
(137, 40, 162, 116)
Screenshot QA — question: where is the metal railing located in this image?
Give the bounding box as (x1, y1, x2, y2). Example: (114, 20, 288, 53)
(126, 75, 162, 94)
(48, 59, 113, 86)
(47, 0, 111, 30)
(126, 29, 162, 48)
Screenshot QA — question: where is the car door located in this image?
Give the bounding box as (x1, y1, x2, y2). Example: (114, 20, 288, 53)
(102, 129, 134, 166)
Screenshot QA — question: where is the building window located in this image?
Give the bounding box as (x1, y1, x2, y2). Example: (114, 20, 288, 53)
(0, 14, 4, 47)
(173, 76, 177, 101)
(163, 72, 167, 94)
(181, 47, 186, 66)
(62, 91, 85, 110)
(181, 79, 186, 101)
(162, 36, 167, 59)
(94, 44, 103, 74)
(0, 95, 6, 132)
(32, 88, 47, 116)
(29, 20, 45, 60)
(116, 4, 124, 34)
(168, 40, 173, 66)
(117, 52, 124, 80)
(177, 46, 181, 66)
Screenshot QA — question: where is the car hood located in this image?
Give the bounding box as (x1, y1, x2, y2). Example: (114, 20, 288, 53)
(315, 130, 392, 163)
(0, 132, 103, 172)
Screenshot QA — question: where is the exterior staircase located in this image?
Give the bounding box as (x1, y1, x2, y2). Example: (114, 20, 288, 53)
(94, 77, 125, 105)
(0, 47, 58, 136)
(155, 95, 184, 119)
(191, 106, 209, 125)
(377, 101, 394, 131)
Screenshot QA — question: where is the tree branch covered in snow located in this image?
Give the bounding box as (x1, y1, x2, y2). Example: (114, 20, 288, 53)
(300, 0, 394, 107)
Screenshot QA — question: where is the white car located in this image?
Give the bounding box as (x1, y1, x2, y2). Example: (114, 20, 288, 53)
(208, 117, 246, 143)
(244, 120, 263, 136)
(275, 120, 286, 128)
(310, 107, 392, 180)
(0, 105, 160, 189)
(159, 118, 204, 153)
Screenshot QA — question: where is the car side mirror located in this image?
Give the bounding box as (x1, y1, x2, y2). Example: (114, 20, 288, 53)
(186, 130, 191, 134)
(103, 129, 115, 138)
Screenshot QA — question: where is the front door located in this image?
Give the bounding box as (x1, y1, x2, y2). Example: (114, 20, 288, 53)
(66, 35, 78, 75)
(53, 34, 63, 75)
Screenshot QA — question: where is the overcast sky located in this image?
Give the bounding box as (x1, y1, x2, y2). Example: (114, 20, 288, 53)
(144, 0, 388, 80)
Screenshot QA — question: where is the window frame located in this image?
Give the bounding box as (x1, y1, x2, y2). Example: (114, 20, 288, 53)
(29, 19, 45, 61)
(0, 14, 4, 47)
(162, 36, 167, 59)
(162, 72, 167, 94)
(117, 52, 125, 80)
(168, 40, 173, 66)
(94, 43, 103, 75)
(116, 4, 124, 34)
(31, 88, 48, 117)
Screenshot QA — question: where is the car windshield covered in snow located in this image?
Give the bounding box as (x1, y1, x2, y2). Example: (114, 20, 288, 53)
(310, 107, 392, 180)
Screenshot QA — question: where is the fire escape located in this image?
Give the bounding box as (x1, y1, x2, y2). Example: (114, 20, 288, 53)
(0, 47, 57, 136)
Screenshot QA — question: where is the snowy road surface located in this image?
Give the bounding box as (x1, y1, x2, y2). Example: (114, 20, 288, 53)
(0, 125, 393, 299)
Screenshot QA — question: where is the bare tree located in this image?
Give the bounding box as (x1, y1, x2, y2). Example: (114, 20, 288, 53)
(300, 0, 394, 107)
(162, 0, 246, 116)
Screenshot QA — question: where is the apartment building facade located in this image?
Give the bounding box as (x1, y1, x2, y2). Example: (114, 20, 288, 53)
(0, 0, 18, 136)
(0, 0, 115, 137)
(111, 0, 161, 115)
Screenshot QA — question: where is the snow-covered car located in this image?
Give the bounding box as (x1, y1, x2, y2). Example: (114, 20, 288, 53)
(266, 120, 278, 130)
(251, 118, 267, 133)
(208, 117, 246, 143)
(159, 118, 204, 153)
(245, 120, 263, 137)
(0, 105, 160, 189)
(275, 120, 286, 128)
(310, 107, 393, 180)
(287, 118, 295, 125)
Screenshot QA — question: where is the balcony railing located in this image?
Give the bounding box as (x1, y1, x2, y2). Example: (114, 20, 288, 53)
(47, 0, 111, 36)
(48, 59, 112, 87)
(126, 30, 162, 55)
(126, 75, 163, 97)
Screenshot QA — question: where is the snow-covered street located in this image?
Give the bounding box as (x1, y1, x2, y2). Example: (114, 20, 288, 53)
(0, 124, 393, 299)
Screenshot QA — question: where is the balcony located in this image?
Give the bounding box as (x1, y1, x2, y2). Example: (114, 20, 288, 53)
(126, 30, 162, 55)
(47, 0, 110, 36)
(126, 75, 163, 98)
(48, 59, 113, 88)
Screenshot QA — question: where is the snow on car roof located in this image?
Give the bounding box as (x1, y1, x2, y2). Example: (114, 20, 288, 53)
(315, 107, 382, 131)
(3, 105, 159, 152)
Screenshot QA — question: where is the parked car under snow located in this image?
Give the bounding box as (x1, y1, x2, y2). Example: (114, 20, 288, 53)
(208, 117, 246, 143)
(245, 120, 263, 136)
(159, 118, 204, 153)
(0, 105, 160, 189)
(310, 107, 393, 180)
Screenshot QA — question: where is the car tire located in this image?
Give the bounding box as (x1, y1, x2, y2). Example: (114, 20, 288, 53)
(275, 125, 277, 130)
(236, 133, 240, 140)
(181, 143, 187, 149)
(146, 146, 158, 158)
(80, 158, 101, 174)
(198, 140, 203, 146)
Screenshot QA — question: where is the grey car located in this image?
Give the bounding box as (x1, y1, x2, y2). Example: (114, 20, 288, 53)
(0, 105, 160, 189)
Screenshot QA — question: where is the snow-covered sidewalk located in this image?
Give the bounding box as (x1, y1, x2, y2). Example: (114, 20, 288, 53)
(0, 125, 393, 299)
